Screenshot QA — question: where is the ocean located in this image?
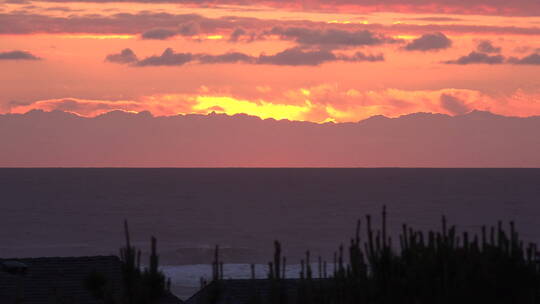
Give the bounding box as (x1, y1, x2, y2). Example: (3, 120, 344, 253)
(1, 168, 539, 299)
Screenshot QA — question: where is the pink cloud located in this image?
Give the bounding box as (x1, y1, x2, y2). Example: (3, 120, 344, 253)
(1, 107, 539, 167)
(2, 12, 540, 36)
(20, 0, 540, 16)
(8, 87, 540, 123)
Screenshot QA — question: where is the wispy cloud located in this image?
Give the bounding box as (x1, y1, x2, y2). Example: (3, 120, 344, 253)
(508, 53, 540, 65)
(0, 50, 41, 60)
(3, 12, 540, 37)
(476, 40, 502, 53)
(105, 48, 138, 64)
(403, 32, 452, 51)
(9, 87, 540, 123)
(267, 27, 398, 49)
(444, 51, 505, 64)
(105, 47, 384, 67)
(15, 0, 540, 16)
(444, 49, 540, 65)
(141, 28, 178, 40)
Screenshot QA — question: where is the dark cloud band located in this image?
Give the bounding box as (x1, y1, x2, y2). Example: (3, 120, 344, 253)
(2, 12, 540, 37)
(444, 51, 540, 65)
(404, 32, 452, 51)
(15, 0, 540, 16)
(105, 47, 384, 67)
(0, 50, 41, 60)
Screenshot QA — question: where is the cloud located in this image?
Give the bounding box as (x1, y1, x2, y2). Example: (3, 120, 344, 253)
(440, 94, 470, 115)
(229, 27, 263, 42)
(3, 105, 540, 167)
(141, 28, 178, 40)
(444, 49, 540, 65)
(197, 52, 255, 64)
(404, 32, 452, 51)
(338, 51, 384, 62)
(105, 48, 138, 64)
(256, 48, 383, 66)
(135, 48, 194, 66)
(257, 48, 337, 66)
(229, 28, 248, 42)
(106, 47, 385, 67)
(178, 21, 201, 36)
(476, 40, 502, 53)
(3, 0, 30, 3)
(269, 27, 395, 48)
(508, 53, 540, 65)
(0, 12, 228, 36)
(0, 50, 41, 60)
(444, 51, 505, 64)
(3, 11, 540, 38)
(140, 21, 201, 40)
(513, 46, 539, 53)
(10, 0, 540, 16)
(8, 98, 166, 117)
(9, 88, 540, 124)
(44, 6, 80, 12)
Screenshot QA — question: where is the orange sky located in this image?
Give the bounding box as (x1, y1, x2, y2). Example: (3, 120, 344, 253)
(1, 0, 540, 123)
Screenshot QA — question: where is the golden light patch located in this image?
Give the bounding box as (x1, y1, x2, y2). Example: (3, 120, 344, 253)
(327, 20, 368, 24)
(191, 35, 224, 40)
(193, 96, 311, 121)
(9, 89, 540, 124)
(392, 35, 418, 40)
(327, 20, 352, 24)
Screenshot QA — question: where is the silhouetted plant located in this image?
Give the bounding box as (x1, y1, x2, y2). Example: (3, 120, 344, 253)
(118, 220, 168, 304)
(201, 206, 540, 304)
(85, 271, 107, 299)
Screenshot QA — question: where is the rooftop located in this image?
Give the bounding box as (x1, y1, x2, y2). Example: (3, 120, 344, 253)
(0, 255, 184, 304)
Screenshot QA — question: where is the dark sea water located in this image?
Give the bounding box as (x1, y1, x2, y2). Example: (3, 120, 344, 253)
(1, 168, 539, 299)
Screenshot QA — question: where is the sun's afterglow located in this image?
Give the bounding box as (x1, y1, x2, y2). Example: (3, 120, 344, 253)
(193, 96, 311, 121)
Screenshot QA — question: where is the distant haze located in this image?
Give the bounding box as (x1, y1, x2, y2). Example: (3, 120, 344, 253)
(1, 110, 539, 167)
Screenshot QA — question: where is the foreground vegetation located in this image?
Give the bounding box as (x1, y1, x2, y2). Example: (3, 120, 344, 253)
(100, 208, 540, 303)
(84, 221, 172, 304)
(118, 221, 171, 304)
(202, 207, 540, 304)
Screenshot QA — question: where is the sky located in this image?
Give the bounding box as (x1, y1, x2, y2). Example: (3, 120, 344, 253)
(1, 0, 540, 123)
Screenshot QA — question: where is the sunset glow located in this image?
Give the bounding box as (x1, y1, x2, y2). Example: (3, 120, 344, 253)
(1, 0, 539, 123)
